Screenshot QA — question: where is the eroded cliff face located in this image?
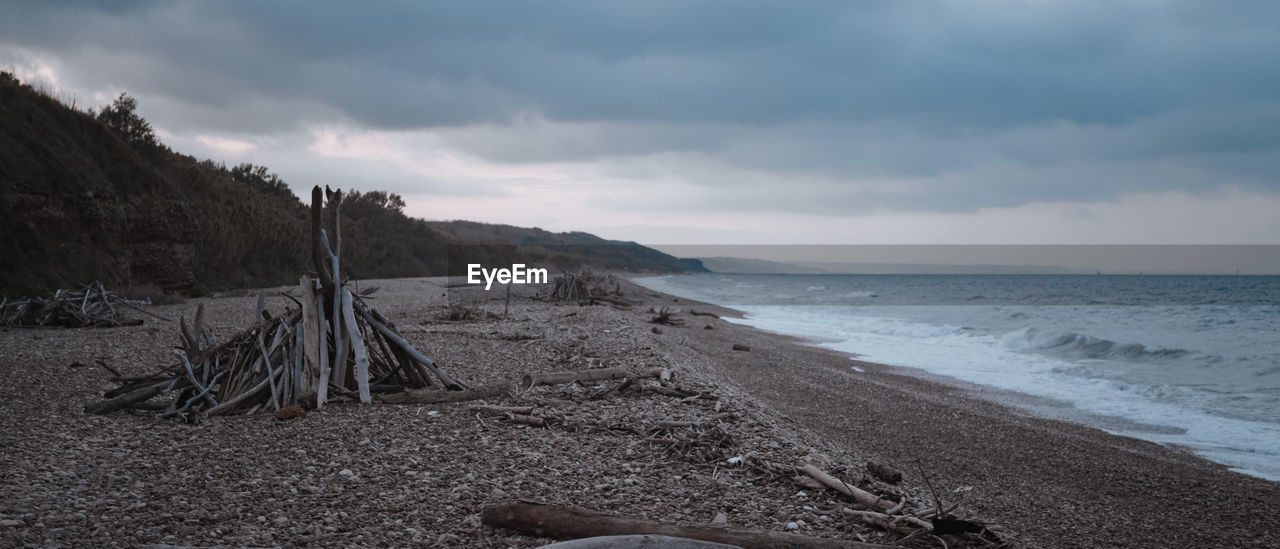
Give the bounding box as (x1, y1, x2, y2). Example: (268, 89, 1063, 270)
(125, 196, 198, 290)
(5, 191, 197, 292)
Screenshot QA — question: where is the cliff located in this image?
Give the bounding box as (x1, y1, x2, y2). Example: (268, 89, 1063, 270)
(0, 73, 703, 296)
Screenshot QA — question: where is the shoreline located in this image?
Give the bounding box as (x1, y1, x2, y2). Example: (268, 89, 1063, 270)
(1, 276, 1276, 547)
(626, 277, 1279, 547)
(630, 273, 1280, 482)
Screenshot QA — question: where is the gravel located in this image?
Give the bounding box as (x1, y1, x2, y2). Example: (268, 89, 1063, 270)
(0, 278, 938, 548)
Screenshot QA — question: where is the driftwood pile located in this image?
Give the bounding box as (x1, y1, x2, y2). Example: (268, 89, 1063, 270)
(85, 186, 464, 419)
(1, 282, 158, 328)
(547, 270, 629, 303)
(450, 365, 1007, 547)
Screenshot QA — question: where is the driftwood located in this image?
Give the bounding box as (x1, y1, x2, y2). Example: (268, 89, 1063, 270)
(0, 282, 160, 328)
(380, 384, 509, 405)
(840, 509, 931, 530)
(481, 503, 891, 549)
(653, 413, 736, 429)
(648, 307, 685, 326)
(508, 414, 547, 427)
(798, 464, 896, 512)
(468, 405, 534, 415)
(84, 186, 464, 418)
(548, 270, 623, 303)
(522, 367, 669, 389)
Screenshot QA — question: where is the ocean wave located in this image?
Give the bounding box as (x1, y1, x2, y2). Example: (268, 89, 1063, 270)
(845, 290, 879, 298)
(1006, 328, 1197, 362)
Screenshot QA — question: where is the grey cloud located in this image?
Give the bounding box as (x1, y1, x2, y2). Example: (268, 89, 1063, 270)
(3, 0, 1279, 219)
(7, 1, 1278, 129)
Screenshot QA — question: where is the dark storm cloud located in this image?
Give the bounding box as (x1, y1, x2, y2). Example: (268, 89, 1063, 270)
(2, 0, 1278, 213)
(7, 1, 1277, 128)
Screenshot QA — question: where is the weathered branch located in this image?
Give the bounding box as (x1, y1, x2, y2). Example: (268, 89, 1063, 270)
(798, 464, 896, 512)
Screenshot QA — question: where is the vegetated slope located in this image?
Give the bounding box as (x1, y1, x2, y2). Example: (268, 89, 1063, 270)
(428, 220, 707, 275)
(0, 73, 702, 296)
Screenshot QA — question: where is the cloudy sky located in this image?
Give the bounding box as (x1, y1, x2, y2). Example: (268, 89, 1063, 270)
(3, 0, 1279, 245)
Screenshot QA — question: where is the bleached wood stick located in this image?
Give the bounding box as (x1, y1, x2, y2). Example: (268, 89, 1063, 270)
(508, 414, 546, 427)
(341, 289, 372, 404)
(840, 508, 931, 529)
(299, 275, 321, 398)
(315, 285, 330, 409)
(798, 464, 896, 512)
(171, 349, 216, 407)
(354, 302, 463, 390)
(206, 365, 282, 416)
(321, 228, 346, 388)
(258, 329, 280, 411)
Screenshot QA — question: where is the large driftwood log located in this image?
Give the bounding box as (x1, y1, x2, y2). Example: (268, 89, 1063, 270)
(522, 367, 669, 389)
(481, 503, 891, 549)
(84, 378, 188, 415)
(797, 464, 896, 512)
(379, 384, 509, 405)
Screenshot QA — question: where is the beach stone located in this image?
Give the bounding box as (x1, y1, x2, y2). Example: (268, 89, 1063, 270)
(785, 521, 799, 530)
(711, 511, 727, 525)
(732, 344, 750, 352)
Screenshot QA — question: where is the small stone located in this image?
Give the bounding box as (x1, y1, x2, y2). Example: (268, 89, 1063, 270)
(275, 405, 306, 420)
(794, 490, 807, 498)
(785, 521, 799, 530)
(436, 533, 461, 545)
(711, 512, 727, 526)
(338, 469, 354, 477)
(0, 519, 24, 528)
(651, 326, 663, 334)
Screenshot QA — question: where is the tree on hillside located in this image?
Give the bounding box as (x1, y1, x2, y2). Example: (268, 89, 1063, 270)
(230, 163, 295, 199)
(97, 93, 159, 149)
(345, 190, 406, 217)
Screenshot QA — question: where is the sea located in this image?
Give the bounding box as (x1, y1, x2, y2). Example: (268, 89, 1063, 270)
(633, 273, 1280, 481)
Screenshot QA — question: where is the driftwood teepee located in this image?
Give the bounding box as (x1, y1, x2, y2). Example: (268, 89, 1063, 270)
(86, 186, 463, 418)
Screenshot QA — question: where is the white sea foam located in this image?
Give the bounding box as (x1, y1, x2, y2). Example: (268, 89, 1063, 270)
(726, 305, 1280, 481)
(632, 273, 1280, 480)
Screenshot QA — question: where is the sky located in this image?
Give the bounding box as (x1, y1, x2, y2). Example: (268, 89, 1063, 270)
(3, 0, 1279, 246)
